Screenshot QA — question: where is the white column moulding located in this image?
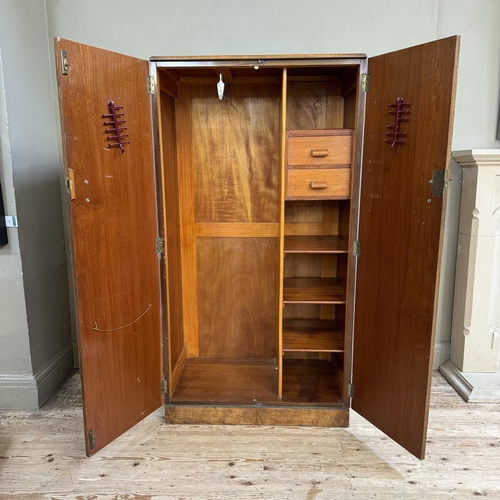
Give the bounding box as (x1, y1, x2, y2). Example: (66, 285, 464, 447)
(450, 150, 500, 373)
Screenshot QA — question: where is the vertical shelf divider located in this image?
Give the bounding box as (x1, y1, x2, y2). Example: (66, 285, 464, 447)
(277, 67, 287, 398)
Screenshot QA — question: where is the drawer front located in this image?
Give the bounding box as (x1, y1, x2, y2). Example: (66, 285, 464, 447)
(286, 168, 351, 200)
(287, 134, 352, 166)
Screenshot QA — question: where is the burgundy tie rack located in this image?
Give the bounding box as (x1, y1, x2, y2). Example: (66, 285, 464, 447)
(385, 97, 410, 151)
(103, 100, 130, 153)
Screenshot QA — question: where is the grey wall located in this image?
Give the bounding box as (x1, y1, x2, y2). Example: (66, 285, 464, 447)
(0, 0, 498, 409)
(44, 0, 499, 369)
(0, 0, 72, 409)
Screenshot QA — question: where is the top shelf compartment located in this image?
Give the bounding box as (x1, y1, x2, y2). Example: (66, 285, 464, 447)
(284, 235, 348, 254)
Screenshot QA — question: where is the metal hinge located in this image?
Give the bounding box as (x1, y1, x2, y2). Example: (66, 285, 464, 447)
(156, 237, 164, 254)
(352, 240, 360, 257)
(361, 73, 370, 92)
(88, 429, 96, 450)
(148, 76, 156, 94)
(60, 50, 69, 75)
(431, 170, 446, 199)
(160, 379, 168, 394)
(347, 383, 354, 398)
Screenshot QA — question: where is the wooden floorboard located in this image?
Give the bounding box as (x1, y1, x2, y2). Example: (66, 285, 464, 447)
(0, 370, 499, 498)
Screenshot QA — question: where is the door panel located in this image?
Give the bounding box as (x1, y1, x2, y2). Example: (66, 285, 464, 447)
(55, 39, 162, 456)
(353, 37, 459, 459)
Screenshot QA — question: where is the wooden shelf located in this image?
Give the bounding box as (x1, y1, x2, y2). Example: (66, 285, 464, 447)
(171, 357, 343, 406)
(284, 235, 348, 254)
(283, 319, 344, 352)
(283, 278, 346, 304)
(281, 359, 343, 405)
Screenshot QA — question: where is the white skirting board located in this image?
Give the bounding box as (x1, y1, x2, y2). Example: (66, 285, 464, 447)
(439, 359, 500, 403)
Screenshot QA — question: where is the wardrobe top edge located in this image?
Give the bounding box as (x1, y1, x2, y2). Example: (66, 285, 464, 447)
(150, 53, 367, 62)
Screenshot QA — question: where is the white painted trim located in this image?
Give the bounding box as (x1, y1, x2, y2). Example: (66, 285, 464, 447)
(439, 360, 473, 401)
(452, 149, 500, 166)
(0, 374, 38, 409)
(0, 344, 73, 409)
(433, 341, 451, 369)
(439, 359, 500, 403)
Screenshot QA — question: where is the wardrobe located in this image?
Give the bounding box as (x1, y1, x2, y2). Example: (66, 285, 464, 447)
(55, 36, 459, 458)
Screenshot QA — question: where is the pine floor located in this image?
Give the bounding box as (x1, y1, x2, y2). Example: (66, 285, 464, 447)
(0, 371, 499, 499)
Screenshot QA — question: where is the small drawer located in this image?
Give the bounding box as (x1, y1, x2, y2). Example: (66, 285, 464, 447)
(287, 131, 353, 167)
(286, 168, 351, 200)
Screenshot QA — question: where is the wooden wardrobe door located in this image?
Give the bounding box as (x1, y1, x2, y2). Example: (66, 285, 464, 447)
(352, 36, 459, 459)
(55, 39, 162, 456)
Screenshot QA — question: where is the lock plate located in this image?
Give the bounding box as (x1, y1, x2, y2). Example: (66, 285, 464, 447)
(432, 170, 445, 198)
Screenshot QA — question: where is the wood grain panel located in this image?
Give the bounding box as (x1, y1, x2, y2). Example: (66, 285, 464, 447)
(284, 235, 348, 253)
(282, 319, 343, 352)
(284, 254, 324, 279)
(286, 81, 343, 130)
(176, 83, 199, 357)
(282, 360, 343, 404)
(55, 39, 161, 456)
(352, 36, 460, 459)
(191, 83, 280, 222)
(159, 91, 184, 371)
(283, 278, 346, 304)
(286, 168, 351, 200)
(171, 358, 277, 403)
(169, 345, 187, 396)
(284, 223, 325, 236)
(165, 405, 349, 426)
(195, 222, 278, 237)
(171, 357, 343, 406)
(197, 238, 278, 358)
(287, 132, 352, 166)
(278, 68, 288, 397)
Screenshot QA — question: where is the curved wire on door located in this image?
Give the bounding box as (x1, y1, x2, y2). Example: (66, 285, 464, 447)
(93, 304, 152, 332)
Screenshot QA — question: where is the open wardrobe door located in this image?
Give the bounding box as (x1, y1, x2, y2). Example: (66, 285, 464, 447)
(55, 38, 162, 456)
(352, 36, 459, 459)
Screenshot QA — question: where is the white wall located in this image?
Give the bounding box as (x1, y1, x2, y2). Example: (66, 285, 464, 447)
(0, 0, 72, 409)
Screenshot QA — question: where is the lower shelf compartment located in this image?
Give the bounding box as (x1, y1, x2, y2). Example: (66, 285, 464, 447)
(283, 319, 344, 352)
(170, 357, 343, 407)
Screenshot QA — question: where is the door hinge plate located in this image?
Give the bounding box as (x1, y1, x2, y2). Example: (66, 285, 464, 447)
(347, 383, 354, 398)
(65, 169, 76, 200)
(156, 237, 164, 254)
(431, 170, 445, 198)
(352, 240, 360, 257)
(361, 73, 370, 92)
(148, 76, 156, 94)
(61, 50, 69, 75)
(88, 429, 96, 450)
(160, 379, 168, 394)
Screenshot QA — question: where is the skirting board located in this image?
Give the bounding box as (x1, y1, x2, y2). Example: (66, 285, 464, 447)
(35, 344, 73, 406)
(0, 344, 73, 409)
(439, 360, 500, 403)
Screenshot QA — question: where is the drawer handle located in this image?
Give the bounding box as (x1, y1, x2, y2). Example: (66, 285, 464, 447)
(311, 148, 329, 157)
(310, 181, 328, 190)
